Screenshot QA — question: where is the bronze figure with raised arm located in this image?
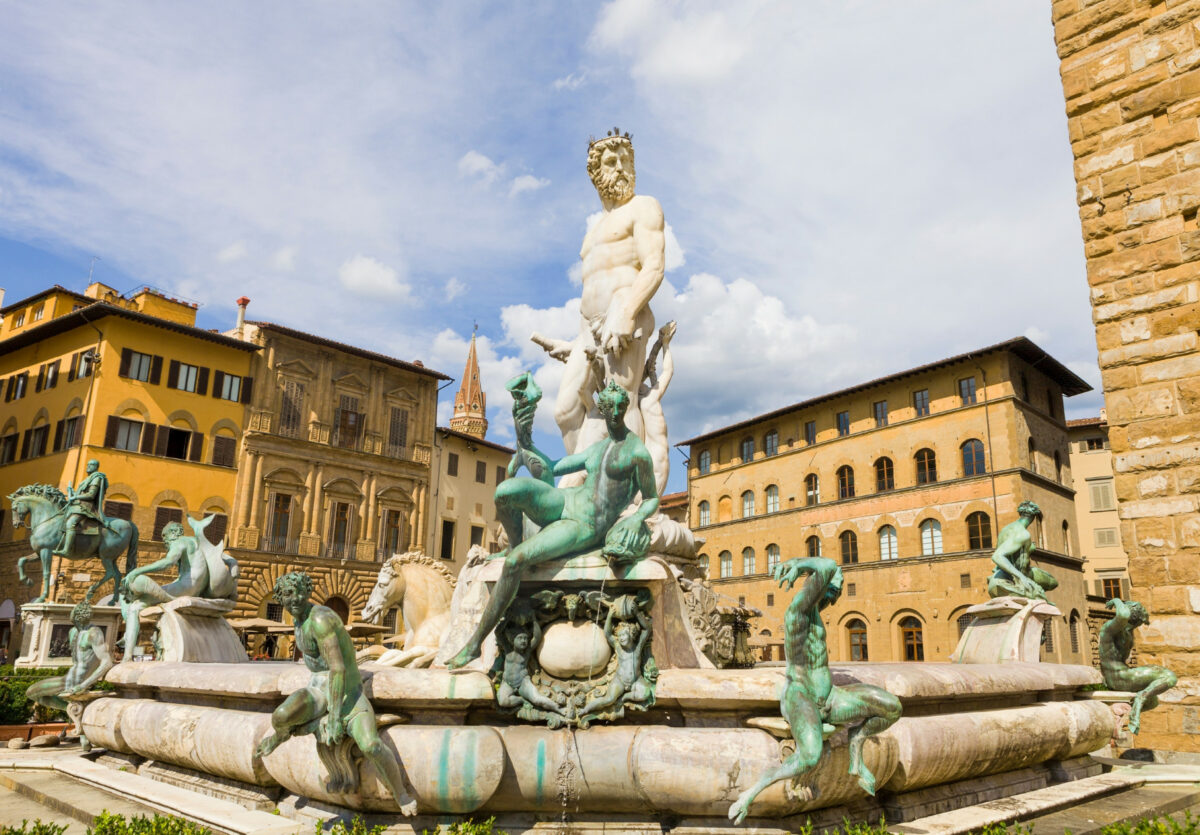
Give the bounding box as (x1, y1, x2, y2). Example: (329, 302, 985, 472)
(987, 501, 1059, 600)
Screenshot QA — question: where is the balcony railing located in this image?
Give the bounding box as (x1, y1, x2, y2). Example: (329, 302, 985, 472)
(249, 409, 430, 464)
(259, 535, 301, 555)
(324, 541, 355, 560)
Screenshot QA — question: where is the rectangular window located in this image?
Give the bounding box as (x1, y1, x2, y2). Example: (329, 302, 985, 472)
(913, 389, 930, 417)
(804, 421, 816, 445)
(174, 362, 200, 393)
(719, 552, 732, 578)
(71, 351, 94, 380)
(1102, 577, 1122, 599)
(475, 460, 487, 484)
(439, 519, 455, 560)
(496, 466, 506, 485)
(0, 433, 17, 465)
(447, 452, 459, 477)
(266, 603, 284, 623)
(334, 395, 361, 449)
(330, 502, 353, 558)
(766, 593, 774, 607)
(387, 407, 409, 455)
(12, 311, 24, 327)
(873, 400, 888, 428)
(60, 415, 83, 449)
(836, 411, 850, 437)
(1085, 436, 1105, 451)
(382, 509, 404, 555)
(42, 361, 59, 390)
(470, 525, 484, 547)
(1095, 527, 1120, 547)
(1088, 479, 1116, 511)
(960, 573, 971, 589)
(211, 435, 237, 467)
(26, 425, 49, 459)
(31, 305, 43, 322)
(125, 350, 155, 382)
(113, 418, 142, 452)
(11, 372, 28, 401)
(847, 583, 857, 598)
(268, 494, 292, 550)
(959, 377, 977, 405)
(220, 373, 242, 402)
(279, 381, 305, 437)
(103, 501, 133, 521)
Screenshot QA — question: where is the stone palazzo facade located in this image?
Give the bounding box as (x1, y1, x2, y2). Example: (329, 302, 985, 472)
(1051, 0, 1200, 752)
(682, 338, 1094, 666)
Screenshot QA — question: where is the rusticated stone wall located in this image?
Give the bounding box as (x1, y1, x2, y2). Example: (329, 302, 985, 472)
(1052, 0, 1200, 752)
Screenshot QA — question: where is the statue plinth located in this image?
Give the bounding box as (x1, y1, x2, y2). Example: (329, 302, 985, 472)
(141, 596, 245, 663)
(950, 596, 1061, 664)
(14, 602, 121, 669)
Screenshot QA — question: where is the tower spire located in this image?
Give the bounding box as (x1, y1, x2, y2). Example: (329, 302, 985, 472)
(450, 329, 488, 438)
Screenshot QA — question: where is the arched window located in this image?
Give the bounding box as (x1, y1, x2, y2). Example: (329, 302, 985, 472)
(324, 596, 350, 623)
(805, 473, 820, 505)
(767, 543, 781, 572)
(875, 457, 894, 492)
(698, 553, 709, 574)
(764, 430, 779, 457)
(741, 490, 755, 517)
(1062, 520, 1071, 556)
(901, 616, 924, 661)
(837, 465, 855, 500)
(878, 525, 898, 561)
(719, 551, 732, 578)
(957, 612, 974, 638)
(847, 619, 868, 661)
(967, 512, 992, 550)
(1044, 621, 1056, 653)
(1069, 611, 1081, 654)
(806, 535, 822, 557)
(698, 450, 711, 475)
(915, 448, 937, 484)
(962, 439, 986, 476)
(920, 518, 943, 556)
(840, 530, 859, 564)
(697, 501, 710, 527)
(1027, 438, 1037, 474)
(765, 484, 780, 513)
(1054, 451, 1063, 482)
(740, 437, 755, 462)
(743, 547, 756, 575)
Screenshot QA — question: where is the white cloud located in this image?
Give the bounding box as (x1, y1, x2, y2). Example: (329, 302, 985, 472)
(509, 174, 550, 196)
(445, 276, 466, 301)
(338, 255, 409, 300)
(217, 242, 247, 263)
(458, 150, 503, 184)
(552, 72, 587, 91)
(271, 246, 296, 272)
(664, 222, 684, 272)
(1024, 325, 1049, 343)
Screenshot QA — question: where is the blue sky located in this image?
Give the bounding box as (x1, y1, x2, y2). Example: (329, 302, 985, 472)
(0, 2, 1100, 494)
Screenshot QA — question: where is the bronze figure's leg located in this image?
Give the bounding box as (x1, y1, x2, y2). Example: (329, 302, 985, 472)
(25, 676, 69, 713)
(256, 687, 323, 758)
(345, 703, 418, 816)
(728, 696, 824, 825)
(826, 684, 902, 795)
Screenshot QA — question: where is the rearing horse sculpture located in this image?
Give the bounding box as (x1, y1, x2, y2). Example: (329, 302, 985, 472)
(7, 484, 139, 603)
(361, 551, 456, 668)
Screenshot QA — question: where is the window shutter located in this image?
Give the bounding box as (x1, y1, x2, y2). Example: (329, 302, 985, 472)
(104, 416, 120, 448)
(241, 376, 254, 404)
(189, 432, 204, 462)
(47, 360, 59, 389)
(1120, 579, 1131, 598)
(68, 354, 78, 382)
(206, 513, 228, 546)
(149, 355, 163, 385)
(53, 420, 64, 452)
(35, 366, 45, 393)
(153, 507, 173, 540)
(20, 430, 31, 459)
(140, 423, 157, 454)
(5, 377, 14, 401)
(119, 348, 132, 378)
(155, 426, 170, 457)
(212, 371, 225, 399)
(196, 367, 209, 396)
(167, 360, 180, 390)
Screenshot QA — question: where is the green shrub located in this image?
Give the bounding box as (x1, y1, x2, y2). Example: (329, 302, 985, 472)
(320, 819, 385, 835)
(421, 818, 505, 835)
(0, 820, 69, 835)
(87, 811, 213, 835)
(0, 666, 114, 724)
(1098, 810, 1200, 835)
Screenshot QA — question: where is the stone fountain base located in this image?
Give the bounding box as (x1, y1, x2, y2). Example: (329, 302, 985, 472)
(81, 659, 1114, 830)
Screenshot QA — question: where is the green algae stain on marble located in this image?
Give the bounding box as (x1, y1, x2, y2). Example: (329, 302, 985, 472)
(535, 737, 546, 806)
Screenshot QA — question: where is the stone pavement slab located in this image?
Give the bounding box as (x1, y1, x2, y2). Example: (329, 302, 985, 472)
(1025, 785, 1200, 835)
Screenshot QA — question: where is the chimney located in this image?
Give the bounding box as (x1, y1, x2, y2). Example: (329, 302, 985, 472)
(235, 297, 250, 339)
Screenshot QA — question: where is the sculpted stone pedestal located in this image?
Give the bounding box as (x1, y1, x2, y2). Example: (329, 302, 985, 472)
(142, 597, 246, 663)
(14, 602, 121, 669)
(951, 596, 1061, 664)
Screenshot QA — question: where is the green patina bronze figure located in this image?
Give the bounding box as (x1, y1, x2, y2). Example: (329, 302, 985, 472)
(25, 601, 114, 747)
(447, 379, 658, 670)
(7, 461, 139, 603)
(987, 501, 1059, 600)
(254, 572, 418, 815)
(1099, 598, 1177, 735)
(729, 557, 901, 826)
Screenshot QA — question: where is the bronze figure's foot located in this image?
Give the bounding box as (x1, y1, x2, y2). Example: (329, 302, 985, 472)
(446, 643, 480, 670)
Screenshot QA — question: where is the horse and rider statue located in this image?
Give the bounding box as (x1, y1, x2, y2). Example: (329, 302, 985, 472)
(7, 459, 139, 603)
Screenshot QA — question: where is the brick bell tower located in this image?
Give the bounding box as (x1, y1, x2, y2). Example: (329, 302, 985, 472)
(449, 327, 488, 439)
